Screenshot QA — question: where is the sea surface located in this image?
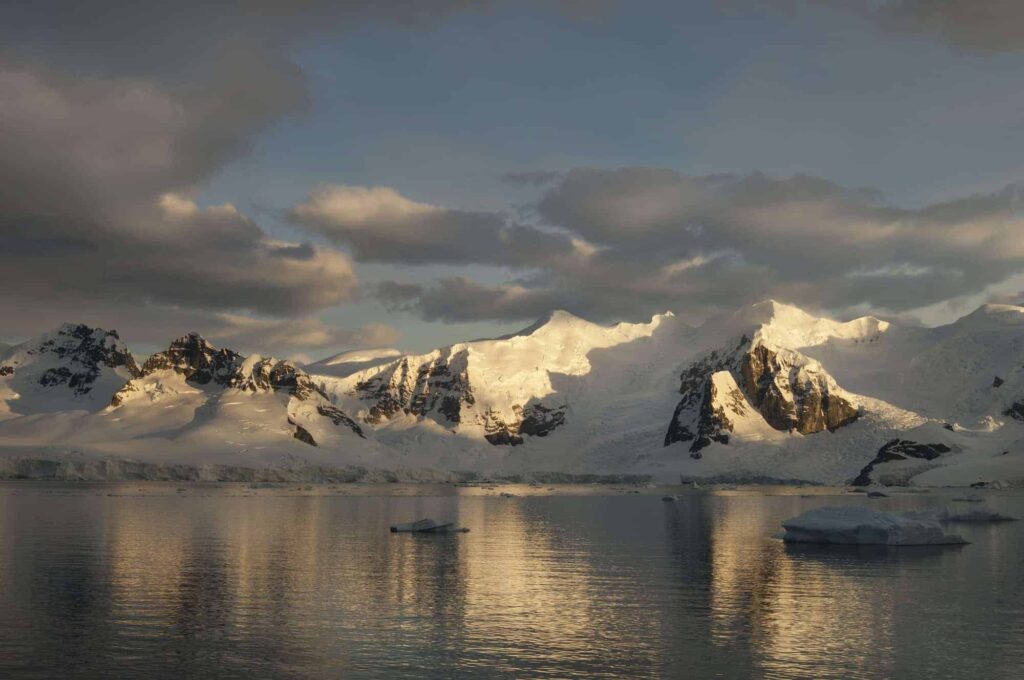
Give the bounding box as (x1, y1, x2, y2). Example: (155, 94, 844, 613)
(1, 482, 1022, 679)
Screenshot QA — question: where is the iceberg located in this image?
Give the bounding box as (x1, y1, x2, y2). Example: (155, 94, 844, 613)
(780, 506, 967, 546)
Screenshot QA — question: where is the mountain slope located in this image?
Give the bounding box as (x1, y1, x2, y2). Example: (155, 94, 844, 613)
(1, 302, 1023, 486)
(317, 310, 680, 451)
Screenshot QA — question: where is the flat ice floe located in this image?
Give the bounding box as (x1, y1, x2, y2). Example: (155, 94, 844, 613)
(781, 506, 967, 546)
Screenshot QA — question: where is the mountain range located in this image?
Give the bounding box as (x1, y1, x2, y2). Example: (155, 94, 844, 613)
(2, 301, 1023, 486)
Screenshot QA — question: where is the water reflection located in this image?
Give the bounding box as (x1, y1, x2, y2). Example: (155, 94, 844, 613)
(0, 485, 1022, 679)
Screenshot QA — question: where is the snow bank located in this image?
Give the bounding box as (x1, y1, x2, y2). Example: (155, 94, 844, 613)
(781, 506, 967, 545)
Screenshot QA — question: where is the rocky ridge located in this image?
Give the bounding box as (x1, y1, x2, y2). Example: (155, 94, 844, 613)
(348, 347, 568, 446)
(665, 335, 859, 456)
(111, 333, 363, 442)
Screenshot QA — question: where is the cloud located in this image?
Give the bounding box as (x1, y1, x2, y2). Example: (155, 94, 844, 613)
(0, 294, 397, 360)
(370, 167, 1024, 324)
(405, 278, 569, 323)
(500, 170, 564, 187)
(374, 281, 426, 312)
(863, 0, 1024, 52)
(736, 1, 1024, 52)
(0, 1, 519, 341)
(0, 56, 361, 325)
(290, 184, 579, 266)
(203, 315, 399, 358)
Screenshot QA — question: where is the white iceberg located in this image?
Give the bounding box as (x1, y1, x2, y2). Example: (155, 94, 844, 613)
(781, 506, 967, 546)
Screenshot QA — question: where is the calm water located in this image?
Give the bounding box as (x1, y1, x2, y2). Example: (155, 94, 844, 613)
(1, 483, 1022, 679)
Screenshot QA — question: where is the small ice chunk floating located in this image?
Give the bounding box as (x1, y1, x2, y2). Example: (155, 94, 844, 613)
(390, 518, 470, 533)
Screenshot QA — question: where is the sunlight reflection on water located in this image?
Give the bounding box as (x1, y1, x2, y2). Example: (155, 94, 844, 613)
(0, 484, 1022, 678)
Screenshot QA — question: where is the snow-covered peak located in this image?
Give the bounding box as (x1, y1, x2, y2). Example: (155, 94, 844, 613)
(1, 323, 138, 378)
(700, 299, 889, 350)
(0, 323, 140, 417)
(947, 303, 1024, 333)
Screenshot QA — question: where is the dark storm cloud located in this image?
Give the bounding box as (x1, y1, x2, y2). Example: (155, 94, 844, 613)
(363, 168, 1024, 323)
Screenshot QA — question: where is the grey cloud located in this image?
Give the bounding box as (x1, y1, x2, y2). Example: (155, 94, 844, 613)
(375, 281, 425, 312)
(500, 170, 564, 187)
(0, 1, 523, 337)
(984, 290, 1024, 307)
(867, 0, 1024, 52)
(0, 296, 397, 360)
(412, 278, 572, 323)
(378, 167, 1024, 324)
(0, 60, 357, 321)
(737, 1, 1024, 52)
(289, 185, 578, 266)
(0, 2, 494, 77)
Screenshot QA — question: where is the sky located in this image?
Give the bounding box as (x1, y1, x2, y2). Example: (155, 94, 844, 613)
(4, 0, 1024, 359)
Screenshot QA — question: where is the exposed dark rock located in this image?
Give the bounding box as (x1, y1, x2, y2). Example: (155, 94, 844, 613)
(665, 375, 738, 457)
(39, 366, 73, 387)
(665, 338, 859, 456)
(518, 403, 566, 437)
(484, 427, 522, 446)
(0, 366, 13, 377)
(740, 344, 796, 430)
(1004, 401, 1024, 422)
(355, 353, 475, 425)
(739, 344, 858, 434)
(993, 375, 1005, 388)
(291, 422, 318, 447)
(353, 350, 565, 445)
(140, 332, 241, 386)
(316, 404, 365, 438)
(852, 439, 953, 486)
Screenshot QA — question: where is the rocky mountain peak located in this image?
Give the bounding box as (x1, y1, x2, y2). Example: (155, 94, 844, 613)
(140, 332, 242, 386)
(1, 323, 140, 397)
(665, 337, 859, 456)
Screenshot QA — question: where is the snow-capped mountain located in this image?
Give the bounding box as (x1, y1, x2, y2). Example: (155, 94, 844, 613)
(0, 324, 140, 418)
(2, 301, 1024, 486)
